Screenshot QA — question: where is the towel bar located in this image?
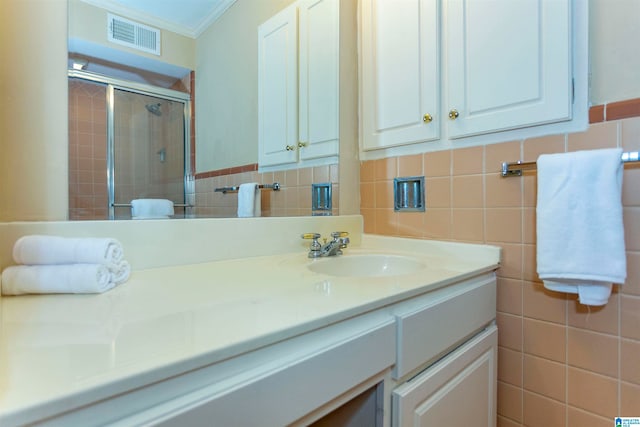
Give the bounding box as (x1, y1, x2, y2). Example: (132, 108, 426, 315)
(501, 151, 640, 177)
(112, 203, 192, 208)
(215, 182, 281, 194)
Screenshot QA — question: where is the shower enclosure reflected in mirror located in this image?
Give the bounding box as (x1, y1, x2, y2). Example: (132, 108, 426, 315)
(65, 0, 360, 221)
(68, 71, 192, 220)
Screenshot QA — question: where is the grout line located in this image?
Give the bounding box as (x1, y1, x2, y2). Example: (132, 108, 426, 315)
(618, 281, 622, 417)
(517, 138, 526, 424)
(482, 146, 487, 245)
(565, 292, 569, 426)
(448, 150, 453, 241)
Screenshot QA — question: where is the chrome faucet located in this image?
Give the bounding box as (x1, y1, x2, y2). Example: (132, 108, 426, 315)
(302, 231, 350, 258)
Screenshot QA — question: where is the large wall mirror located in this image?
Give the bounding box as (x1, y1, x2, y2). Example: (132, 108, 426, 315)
(67, 0, 359, 221)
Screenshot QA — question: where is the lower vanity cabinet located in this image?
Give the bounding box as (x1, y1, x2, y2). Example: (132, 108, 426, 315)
(33, 312, 396, 427)
(391, 325, 498, 427)
(132, 314, 396, 427)
(393, 274, 496, 380)
(6, 273, 498, 426)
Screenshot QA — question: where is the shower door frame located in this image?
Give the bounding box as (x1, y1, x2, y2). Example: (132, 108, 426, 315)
(68, 70, 192, 220)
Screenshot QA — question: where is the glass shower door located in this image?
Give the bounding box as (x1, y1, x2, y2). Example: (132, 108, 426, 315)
(111, 89, 187, 219)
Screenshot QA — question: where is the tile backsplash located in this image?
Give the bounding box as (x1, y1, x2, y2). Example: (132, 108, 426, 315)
(361, 104, 640, 426)
(195, 164, 339, 217)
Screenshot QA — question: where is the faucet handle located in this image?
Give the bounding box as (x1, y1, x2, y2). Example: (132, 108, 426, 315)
(331, 231, 350, 249)
(302, 232, 321, 240)
(331, 231, 349, 239)
(302, 233, 322, 258)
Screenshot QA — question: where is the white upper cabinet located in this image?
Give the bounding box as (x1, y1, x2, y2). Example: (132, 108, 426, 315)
(259, 0, 339, 170)
(446, 0, 572, 138)
(258, 4, 299, 167)
(299, 0, 340, 161)
(360, 0, 440, 151)
(360, 0, 584, 155)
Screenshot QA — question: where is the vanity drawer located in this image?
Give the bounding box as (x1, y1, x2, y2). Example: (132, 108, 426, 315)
(392, 325, 498, 427)
(393, 273, 496, 380)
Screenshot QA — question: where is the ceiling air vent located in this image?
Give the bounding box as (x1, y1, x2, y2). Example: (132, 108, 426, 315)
(108, 13, 161, 56)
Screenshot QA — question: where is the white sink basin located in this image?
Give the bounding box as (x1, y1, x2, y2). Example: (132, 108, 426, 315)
(307, 254, 425, 277)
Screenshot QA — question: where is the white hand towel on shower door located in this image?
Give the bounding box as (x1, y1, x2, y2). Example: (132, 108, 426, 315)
(131, 199, 174, 219)
(237, 183, 261, 217)
(536, 148, 626, 306)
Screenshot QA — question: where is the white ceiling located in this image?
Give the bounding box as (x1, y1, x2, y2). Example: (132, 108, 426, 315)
(80, 0, 237, 37)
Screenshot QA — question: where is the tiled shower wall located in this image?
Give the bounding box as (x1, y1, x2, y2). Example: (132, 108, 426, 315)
(194, 164, 339, 217)
(360, 106, 640, 426)
(112, 91, 185, 219)
(69, 76, 192, 220)
(68, 79, 108, 220)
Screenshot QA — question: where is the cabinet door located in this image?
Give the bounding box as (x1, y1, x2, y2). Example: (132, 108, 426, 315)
(446, 0, 572, 138)
(258, 4, 299, 167)
(299, 0, 339, 161)
(360, 0, 439, 151)
(392, 326, 497, 427)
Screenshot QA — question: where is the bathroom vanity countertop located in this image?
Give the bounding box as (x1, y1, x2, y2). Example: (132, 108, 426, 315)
(0, 235, 500, 426)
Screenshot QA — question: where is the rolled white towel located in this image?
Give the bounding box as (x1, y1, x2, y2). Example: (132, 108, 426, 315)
(1, 264, 115, 295)
(13, 236, 124, 268)
(110, 260, 131, 285)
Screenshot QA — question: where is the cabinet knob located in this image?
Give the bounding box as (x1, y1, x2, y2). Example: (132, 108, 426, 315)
(423, 113, 433, 123)
(298, 141, 308, 148)
(448, 109, 459, 120)
(285, 145, 296, 151)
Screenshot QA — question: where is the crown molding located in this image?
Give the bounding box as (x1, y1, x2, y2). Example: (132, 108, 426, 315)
(79, 0, 237, 38)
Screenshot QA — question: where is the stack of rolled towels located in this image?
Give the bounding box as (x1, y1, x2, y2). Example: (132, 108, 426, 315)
(1, 235, 131, 295)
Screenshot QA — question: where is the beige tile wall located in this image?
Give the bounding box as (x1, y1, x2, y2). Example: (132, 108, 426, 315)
(195, 164, 339, 217)
(112, 91, 186, 219)
(68, 79, 108, 220)
(69, 78, 190, 220)
(361, 117, 640, 425)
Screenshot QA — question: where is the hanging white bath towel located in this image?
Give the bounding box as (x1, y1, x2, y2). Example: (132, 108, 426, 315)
(536, 148, 626, 306)
(237, 183, 261, 217)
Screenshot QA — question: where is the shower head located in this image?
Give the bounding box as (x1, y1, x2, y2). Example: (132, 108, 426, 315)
(145, 103, 162, 116)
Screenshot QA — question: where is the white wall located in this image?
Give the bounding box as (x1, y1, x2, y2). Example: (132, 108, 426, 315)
(589, 0, 640, 105)
(0, 0, 68, 221)
(195, 0, 295, 172)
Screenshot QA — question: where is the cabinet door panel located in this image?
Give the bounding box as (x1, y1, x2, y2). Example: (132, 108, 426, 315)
(392, 326, 497, 427)
(299, 0, 339, 160)
(258, 5, 299, 167)
(361, 0, 439, 150)
(446, 0, 571, 138)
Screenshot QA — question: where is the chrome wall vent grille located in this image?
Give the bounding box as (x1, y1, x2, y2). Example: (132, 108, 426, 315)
(108, 14, 161, 56)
